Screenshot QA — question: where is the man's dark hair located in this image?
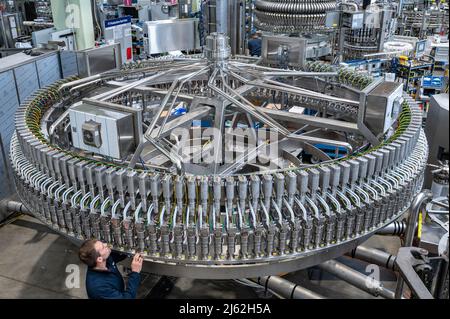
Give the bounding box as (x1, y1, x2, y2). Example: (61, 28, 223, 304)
(79, 239, 100, 268)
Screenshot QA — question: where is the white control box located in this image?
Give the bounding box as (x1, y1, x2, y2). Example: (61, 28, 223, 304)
(69, 101, 137, 159)
(364, 81, 404, 136)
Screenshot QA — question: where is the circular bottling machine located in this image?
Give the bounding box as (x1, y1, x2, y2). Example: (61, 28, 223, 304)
(10, 34, 428, 279)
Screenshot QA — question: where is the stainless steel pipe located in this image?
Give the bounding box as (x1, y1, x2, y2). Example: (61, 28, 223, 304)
(216, 0, 229, 35)
(318, 259, 395, 299)
(395, 190, 434, 298)
(7, 201, 29, 214)
(376, 221, 407, 236)
(252, 276, 325, 299)
(349, 245, 397, 271)
(404, 190, 433, 247)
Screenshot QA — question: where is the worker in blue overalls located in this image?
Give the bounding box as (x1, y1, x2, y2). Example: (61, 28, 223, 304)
(79, 239, 143, 299)
(248, 32, 262, 57)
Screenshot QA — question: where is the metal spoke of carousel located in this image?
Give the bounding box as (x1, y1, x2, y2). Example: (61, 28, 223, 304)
(9, 33, 428, 279)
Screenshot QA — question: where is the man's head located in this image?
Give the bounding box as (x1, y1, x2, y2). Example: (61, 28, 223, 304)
(251, 31, 262, 39)
(79, 239, 111, 268)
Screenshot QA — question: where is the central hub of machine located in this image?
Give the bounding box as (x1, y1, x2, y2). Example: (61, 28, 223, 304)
(204, 32, 231, 67)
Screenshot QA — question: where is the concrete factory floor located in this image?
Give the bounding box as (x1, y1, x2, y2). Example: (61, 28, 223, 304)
(0, 214, 400, 299)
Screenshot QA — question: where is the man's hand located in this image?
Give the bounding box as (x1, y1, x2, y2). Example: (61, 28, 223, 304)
(131, 253, 143, 273)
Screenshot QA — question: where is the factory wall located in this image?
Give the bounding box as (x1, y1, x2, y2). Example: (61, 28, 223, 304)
(0, 51, 78, 200)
